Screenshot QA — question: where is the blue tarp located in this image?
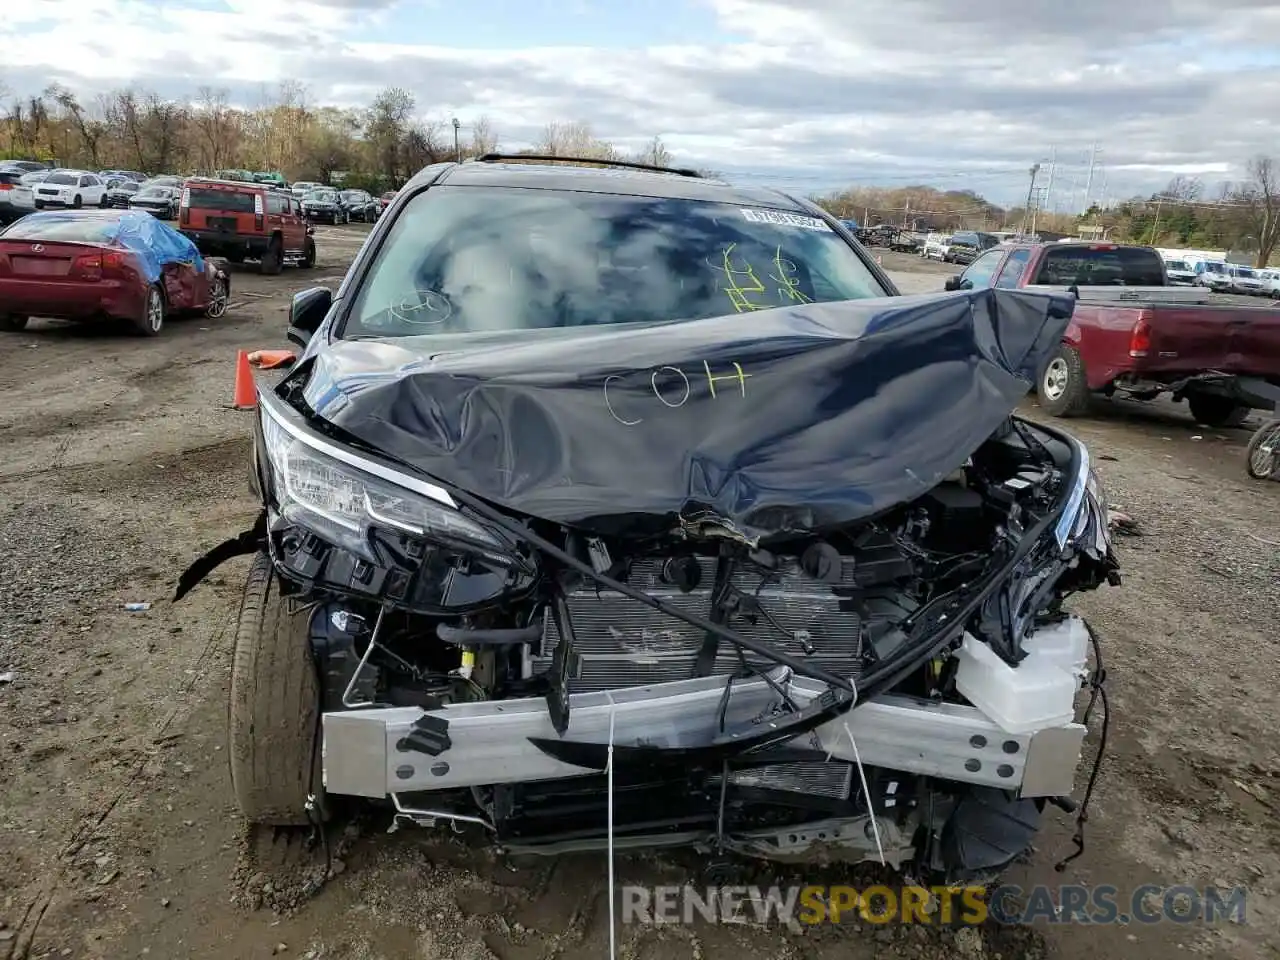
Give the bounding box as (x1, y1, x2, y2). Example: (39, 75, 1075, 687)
(4, 210, 203, 283)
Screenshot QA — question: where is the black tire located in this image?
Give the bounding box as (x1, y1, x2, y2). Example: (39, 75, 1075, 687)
(0, 315, 30, 331)
(72, 194, 83, 209)
(260, 236, 283, 275)
(1038, 344, 1093, 417)
(132, 285, 165, 337)
(300, 236, 316, 269)
(98, 193, 110, 209)
(229, 552, 322, 826)
(1245, 420, 1280, 480)
(1187, 394, 1251, 428)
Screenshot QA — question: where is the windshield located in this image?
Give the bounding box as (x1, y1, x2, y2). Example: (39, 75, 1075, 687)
(1, 216, 118, 243)
(307, 190, 338, 202)
(341, 185, 887, 339)
(46, 173, 77, 186)
(341, 191, 363, 201)
(1165, 260, 1188, 270)
(1236, 268, 1256, 278)
(1033, 246, 1167, 286)
(137, 188, 172, 199)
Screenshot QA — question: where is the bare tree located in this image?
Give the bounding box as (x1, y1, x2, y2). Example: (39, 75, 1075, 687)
(535, 121, 620, 160)
(1237, 156, 1280, 267)
(192, 86, 238, 172)
(469, 115, 498, 156)
(1161, 175, 1203, 202)
(633, 135, 672, 168)
(49, 85, 106, 168)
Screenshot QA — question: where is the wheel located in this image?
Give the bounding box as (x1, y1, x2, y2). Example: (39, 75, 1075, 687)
(98, 193, 109, 209)
(1187, 394, 1250, 428)
(0, 315, 30, 331)
(205, 272, 229, 318)
(72, 194, 83, 209)
(260, 236, 283, 275)
(1245, 420, 1280, 480)
(229, 552, 322, 826)
(132, 285, 165, 336)
(1038, 344, 1093, 417)
(300, 236, 316, 269)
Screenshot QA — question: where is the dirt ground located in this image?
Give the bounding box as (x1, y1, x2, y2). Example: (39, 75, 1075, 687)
(1, 240, 1277, 960)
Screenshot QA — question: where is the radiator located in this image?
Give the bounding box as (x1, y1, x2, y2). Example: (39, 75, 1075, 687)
(534, 554, 871, 692)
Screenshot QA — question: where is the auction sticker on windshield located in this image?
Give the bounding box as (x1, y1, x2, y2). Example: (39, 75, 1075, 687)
(739, 208, 832, 231)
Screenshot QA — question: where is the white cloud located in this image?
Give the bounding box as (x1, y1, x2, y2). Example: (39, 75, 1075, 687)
(2, 0, 1279, 204)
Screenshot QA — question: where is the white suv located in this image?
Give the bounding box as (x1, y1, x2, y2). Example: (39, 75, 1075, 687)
(32, 169, 107, 209)
(923, 234, 952, 261)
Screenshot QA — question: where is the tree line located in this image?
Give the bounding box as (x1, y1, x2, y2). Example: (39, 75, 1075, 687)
(3, 79, 1276, 265)
(0, 80, 678, 193)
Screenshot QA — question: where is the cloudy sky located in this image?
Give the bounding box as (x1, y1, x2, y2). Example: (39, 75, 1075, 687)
(3, 0, 1279, 206)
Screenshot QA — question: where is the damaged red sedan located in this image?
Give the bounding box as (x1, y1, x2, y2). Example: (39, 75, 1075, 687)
(0, 209, 230, 336)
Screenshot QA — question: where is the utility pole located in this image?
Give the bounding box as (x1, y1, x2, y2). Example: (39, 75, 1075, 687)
(1045, 146, 1057, 213)
(903, 200, 910, 229)
(1082, 142, 1099, 213)
(1021, 163, 1040, 236)
(452, 117, 461, 162)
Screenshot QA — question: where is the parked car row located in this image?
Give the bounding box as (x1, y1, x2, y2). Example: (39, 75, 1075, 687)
(1159, 252, 1279, 297)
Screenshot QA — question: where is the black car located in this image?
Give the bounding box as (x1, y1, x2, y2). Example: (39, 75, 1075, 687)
(129, 184, 180, 219)
(177, 155, 1116, 884)
(339, 189, 379, 222)
(103, 179, 141, 208)
(302, 188, 347, 224)
(945, 230, 999, 265)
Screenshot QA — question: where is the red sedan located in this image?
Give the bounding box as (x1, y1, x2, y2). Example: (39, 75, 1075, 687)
(0, 209, 230, 336)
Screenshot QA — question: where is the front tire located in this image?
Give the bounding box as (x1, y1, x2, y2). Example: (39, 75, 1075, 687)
(229, 552, 322, 826)
(1245, 420, 1280, 480)
(72, 194, 83, 209)
(1038, 344, 1093, 417)
(0, 315, 30, 331)
(1188, 394, 1251, 428)
(300, 236, 316, 269)
(133, 285, 165, 337)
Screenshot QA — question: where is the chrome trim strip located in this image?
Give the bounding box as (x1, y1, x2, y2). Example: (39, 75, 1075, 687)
(259, 390, 457, 508)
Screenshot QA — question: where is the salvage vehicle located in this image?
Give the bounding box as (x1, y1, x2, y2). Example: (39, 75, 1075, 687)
(179, 178, 314, 274)
(946, 241, 1280, 426)
(31, 169, 108, 209)
(103, 179, 141, 209)
(0, 209, 230, 335)
(177, 155, 1118, 884)
(339, 188, 379, 222)
(129, 184, 180, 220)
(302, 187, 348, 224)
(945, 231, 999, 265)
(0, 169, 36, 224)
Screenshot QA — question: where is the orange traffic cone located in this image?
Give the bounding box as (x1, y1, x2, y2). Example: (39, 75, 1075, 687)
(232, 349, 257, 410)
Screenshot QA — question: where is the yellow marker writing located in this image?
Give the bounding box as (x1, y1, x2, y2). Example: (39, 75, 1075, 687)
(703, 360, 751, 398)
(771, 245, 813, 304)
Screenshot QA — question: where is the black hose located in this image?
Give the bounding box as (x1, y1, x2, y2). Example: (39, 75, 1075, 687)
(1055, 621, 1110, 872)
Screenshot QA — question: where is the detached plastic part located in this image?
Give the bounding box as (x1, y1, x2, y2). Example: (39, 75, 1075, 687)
(953, 618, 1089, 735)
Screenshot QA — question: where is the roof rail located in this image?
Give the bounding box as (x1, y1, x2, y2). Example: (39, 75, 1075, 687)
(474, 153, 703, 179)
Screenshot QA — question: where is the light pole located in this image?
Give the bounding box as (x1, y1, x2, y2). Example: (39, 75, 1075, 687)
(452, 118, 461, 162)
(1021, 163, 1040, 237)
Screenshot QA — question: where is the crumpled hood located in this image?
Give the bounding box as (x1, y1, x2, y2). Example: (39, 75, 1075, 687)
(296, 288, 1073, 540)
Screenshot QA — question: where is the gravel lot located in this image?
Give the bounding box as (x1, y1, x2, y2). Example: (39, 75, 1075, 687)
(1, 239, 1277, 960)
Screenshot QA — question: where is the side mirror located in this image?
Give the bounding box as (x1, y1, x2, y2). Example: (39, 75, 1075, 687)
(287, 287, 331, 347)
(944, 276, 962, 291)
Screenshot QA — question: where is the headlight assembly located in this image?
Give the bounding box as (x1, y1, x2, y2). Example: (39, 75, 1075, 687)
(259, 398, 510, 563)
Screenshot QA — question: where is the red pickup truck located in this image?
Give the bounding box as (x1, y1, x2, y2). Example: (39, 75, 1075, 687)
(944, 242, 1280, 427)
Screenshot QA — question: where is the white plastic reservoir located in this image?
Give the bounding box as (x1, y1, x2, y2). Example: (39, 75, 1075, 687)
(953, 617, 1091, 734)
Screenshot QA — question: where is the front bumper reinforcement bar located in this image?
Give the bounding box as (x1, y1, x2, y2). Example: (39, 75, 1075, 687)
(322, 668, 1085, 800)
